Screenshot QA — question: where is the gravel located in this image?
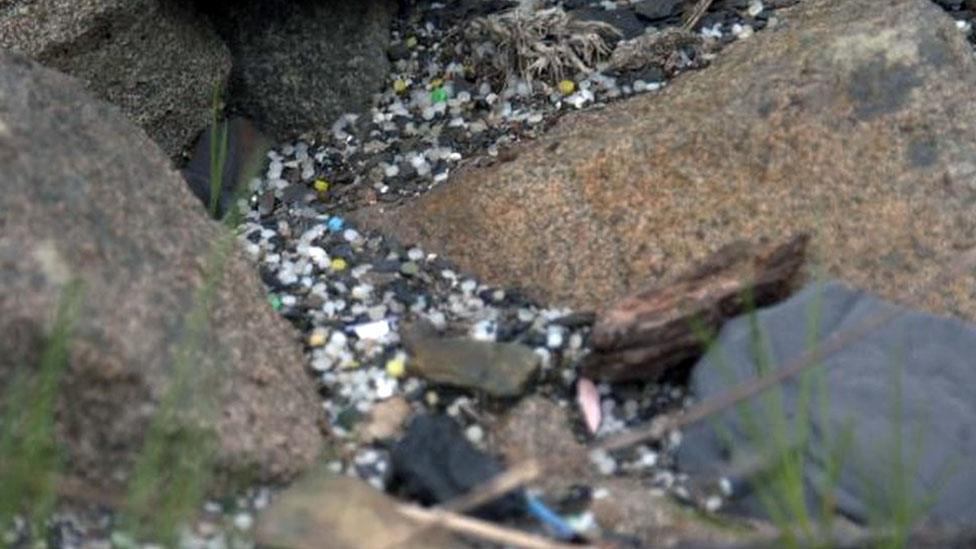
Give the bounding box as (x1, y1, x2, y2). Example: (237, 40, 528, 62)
(8, 0, 813, 546)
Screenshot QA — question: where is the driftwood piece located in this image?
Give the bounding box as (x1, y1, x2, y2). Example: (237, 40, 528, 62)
(582, 234, 809, 382)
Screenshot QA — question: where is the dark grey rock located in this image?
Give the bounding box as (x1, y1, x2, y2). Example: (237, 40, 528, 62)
(391, 414, 525, 519)
(182, 116, 272, 218)
(678, 281, 976, 525)
(0, 51, 322, 494)
(633, 0, 685, 22)
(0, 0, 231, 160)
(201, 0, 397, 140)
(571, 6, 648, 41)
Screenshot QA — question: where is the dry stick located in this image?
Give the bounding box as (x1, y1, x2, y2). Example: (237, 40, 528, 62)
(398, 505, 588, 549)
(683, 0, 715, 31)
(442, 458, 541, 513)
(428, 245, 976, 532)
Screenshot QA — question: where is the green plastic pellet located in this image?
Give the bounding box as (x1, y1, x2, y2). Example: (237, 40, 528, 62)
(431, 87, 448, 103)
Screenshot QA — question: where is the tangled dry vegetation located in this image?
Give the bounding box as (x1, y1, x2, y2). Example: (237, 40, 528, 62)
(464, 7, 619, 85)
(463, 6, 712, 89)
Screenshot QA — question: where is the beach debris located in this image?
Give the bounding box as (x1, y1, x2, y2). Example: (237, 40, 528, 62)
(583, 234, 808, 382)
(576, 378, 602, 435)
(465, 7, 619, 85)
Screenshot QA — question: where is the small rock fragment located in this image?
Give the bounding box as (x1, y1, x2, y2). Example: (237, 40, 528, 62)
(357, 396, 411, 442)
(255, 467, 456, 549)
(403, 329, 540, 398)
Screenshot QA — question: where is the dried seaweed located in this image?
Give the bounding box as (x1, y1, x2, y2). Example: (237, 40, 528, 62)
(464, 7, 619, 86)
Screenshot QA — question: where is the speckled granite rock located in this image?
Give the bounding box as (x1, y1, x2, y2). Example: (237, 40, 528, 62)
(491, 397, 590, 495)
(589, 478, 768, 547)
(0, 51, 321, 492)
(357, 0, 976, 319)
(200, 0, 397, 140)
(0, 0, 231, 160)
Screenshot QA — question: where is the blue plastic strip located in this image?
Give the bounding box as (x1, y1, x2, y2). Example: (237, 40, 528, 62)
(524, 493, 575, 540)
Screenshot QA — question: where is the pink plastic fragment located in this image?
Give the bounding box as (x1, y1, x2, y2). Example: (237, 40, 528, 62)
(576, 377, 602, 435)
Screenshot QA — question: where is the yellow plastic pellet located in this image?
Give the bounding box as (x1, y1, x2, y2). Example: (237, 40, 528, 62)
(558, 79, 575, 95)
(330, 258, 347, 271)
(385, 356, 406, 378)
(308, 330, 327, 347)
(405, 36, 418, 49)
(425, 391, 439, 407)
(430, 77, 444, 89)
(393, 79, 408, 94)
(313, 179, 330, 192)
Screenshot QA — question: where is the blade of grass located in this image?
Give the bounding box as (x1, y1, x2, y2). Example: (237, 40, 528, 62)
(209, 83, 229, 219)
(122, 81, 267, 544)
(0, 280, 84, 538)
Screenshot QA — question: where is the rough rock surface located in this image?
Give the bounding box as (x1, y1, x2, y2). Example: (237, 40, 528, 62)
(255, 467, 457, 549)
(678, 281, 976, 525)
(491, 397, 590, 495)
(590, 478, 768, 547)
(358, 0, 976, 319)
(200, 0, 397, 140)
(0, 51, 321, 492)
(0, 0, 231, 160)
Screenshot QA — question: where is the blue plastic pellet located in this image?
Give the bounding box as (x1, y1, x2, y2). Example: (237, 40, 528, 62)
(327, 216, 345, 232)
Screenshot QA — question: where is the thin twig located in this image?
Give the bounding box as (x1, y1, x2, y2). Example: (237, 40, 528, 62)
(397, 504, 587, 549)
(443, 459, 541, 513)
(683, 0, 715, 31)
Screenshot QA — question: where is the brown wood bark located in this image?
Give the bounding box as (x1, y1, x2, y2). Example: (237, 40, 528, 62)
(582, 234, 809, 382)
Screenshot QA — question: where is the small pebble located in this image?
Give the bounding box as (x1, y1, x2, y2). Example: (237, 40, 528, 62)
(747, 0, 763, 17)
(400, 261, 420, 276)
(407, 247, 425, 261)
(546, 326, 565, 349)
(233, 513, 253, 531)
(343, 228, 361, 242)
(308, 330, 328, 347)
(465, 424, 484, 444)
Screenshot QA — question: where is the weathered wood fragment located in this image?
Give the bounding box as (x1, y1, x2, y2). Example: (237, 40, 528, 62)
(582, 234, 809, 382)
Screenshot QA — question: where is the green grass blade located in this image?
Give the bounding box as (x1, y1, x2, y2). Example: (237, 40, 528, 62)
(0, 280, 84, 537)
